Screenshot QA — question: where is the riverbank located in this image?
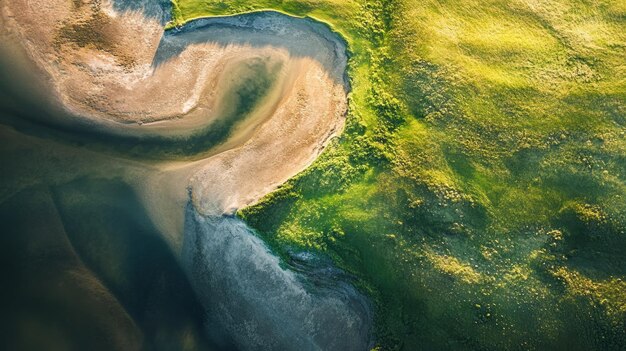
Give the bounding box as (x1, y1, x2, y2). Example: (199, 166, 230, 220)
(0, 2, 372, 350)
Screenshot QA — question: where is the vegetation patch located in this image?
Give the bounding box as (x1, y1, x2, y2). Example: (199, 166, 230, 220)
(173, 0, 626, 349)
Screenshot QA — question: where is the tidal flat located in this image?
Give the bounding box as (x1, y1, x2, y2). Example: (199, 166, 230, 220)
(0, 2, 371, 350)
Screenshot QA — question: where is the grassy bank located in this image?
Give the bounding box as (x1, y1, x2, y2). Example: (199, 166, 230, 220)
(170, 1, 626, 350)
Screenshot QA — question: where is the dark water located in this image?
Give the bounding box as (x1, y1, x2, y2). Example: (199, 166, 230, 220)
(0, 179, 214, 350)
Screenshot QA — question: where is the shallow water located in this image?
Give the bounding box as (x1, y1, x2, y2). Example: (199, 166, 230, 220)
(183, 208, 372, 351)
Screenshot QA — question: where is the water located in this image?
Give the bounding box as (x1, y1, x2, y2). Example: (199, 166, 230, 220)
(183, 207, 372, 350)
(0, 177, 214, 351)
(0, 5, 371, 350)
(0, 129, 373, 350)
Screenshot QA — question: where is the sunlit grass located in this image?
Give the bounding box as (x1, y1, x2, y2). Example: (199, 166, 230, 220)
(174, 0, 626, 349)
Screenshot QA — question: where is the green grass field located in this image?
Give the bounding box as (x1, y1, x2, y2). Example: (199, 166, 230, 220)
(171, 1, 626, 349)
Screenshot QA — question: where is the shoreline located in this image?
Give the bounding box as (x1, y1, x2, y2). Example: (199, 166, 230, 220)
(0, 3, 373, 349)
(166, 9, 352, 89)
(1, 1, 350, 250)
(0, 5, 350, 158)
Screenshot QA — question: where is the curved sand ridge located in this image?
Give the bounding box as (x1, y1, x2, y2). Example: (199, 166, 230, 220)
(2, 0, 348, 213)
(2, 0, 346, 135)
(1, 1, 372, 350)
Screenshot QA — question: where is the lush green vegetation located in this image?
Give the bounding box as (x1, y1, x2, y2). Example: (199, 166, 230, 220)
(171, 1, 626, 349)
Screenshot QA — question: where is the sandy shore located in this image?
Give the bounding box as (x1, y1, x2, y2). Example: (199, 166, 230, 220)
(0, 4, 365, 348)
(1, 1, 348, 248)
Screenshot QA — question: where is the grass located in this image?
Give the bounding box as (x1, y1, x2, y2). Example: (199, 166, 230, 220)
(171, 0, 626, 349)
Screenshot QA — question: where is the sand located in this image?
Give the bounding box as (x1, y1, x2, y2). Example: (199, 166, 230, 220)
(0, 1, 348, 249)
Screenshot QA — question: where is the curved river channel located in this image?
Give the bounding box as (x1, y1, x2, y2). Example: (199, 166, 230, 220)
(0, 2, 372, 351)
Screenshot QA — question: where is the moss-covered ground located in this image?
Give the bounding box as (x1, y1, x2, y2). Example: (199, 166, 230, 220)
(171, 1, 626, 349)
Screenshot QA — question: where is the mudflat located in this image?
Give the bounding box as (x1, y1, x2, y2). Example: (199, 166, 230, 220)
(0, 1, 362, 350)
(1, 0, 348, 236)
